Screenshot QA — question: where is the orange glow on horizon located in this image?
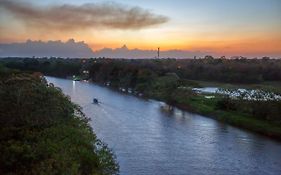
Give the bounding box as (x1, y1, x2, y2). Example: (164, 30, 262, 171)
(1, 0, 281, 57)
(87, 37, 281, 57)
(1, 25, 280, 57)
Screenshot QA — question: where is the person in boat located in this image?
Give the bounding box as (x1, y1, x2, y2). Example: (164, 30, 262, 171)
(93, 98, 99, 104)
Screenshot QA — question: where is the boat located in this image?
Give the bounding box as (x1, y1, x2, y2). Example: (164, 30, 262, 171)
(93, 98, 99, 104)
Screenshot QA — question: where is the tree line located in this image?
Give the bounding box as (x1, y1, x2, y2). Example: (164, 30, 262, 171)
(0, 67, 119, 175)
(1, 57, 281, 83)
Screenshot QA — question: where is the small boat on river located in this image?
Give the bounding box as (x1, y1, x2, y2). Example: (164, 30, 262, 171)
(93, 98, 99, 104)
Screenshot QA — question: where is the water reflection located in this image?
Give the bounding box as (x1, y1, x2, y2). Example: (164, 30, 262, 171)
(72, 80, 76, 93)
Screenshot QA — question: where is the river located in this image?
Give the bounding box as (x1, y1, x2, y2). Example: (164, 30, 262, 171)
(46, 76, 281, 175)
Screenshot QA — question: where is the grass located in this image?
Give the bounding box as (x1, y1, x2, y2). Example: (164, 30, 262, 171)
(184, 95, 281, 140)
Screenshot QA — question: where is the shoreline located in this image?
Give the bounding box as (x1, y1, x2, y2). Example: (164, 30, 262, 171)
(46, 76, 281, 142)
(104, 83, 281, 142)
(172, 101, 281, 142)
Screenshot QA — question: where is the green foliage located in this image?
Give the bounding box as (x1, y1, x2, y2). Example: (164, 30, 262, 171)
(2, 57, 281, 84)
(187, 95, 281, 139)
(0, 73, 119, 175)
(216, 98, 281, 123)
(216, 97, 237, 111)
(2, 58, 82, 77)
(149, 75, 179, 102)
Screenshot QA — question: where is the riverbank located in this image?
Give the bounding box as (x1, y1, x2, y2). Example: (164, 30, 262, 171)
(86, 78, 281, 141)
(0, 72, 119, 174)
(2, 57, 281, 141)
(172, 95, 281, 141)
(40, 70, 281, 141)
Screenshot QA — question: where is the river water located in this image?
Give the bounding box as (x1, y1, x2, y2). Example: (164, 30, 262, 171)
(46, 76, 281, 175)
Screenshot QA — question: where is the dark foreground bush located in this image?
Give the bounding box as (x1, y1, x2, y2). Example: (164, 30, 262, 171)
(0, 73, 119, 175)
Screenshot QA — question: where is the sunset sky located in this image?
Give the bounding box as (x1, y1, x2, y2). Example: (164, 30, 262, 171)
(0, 0, 281, 57)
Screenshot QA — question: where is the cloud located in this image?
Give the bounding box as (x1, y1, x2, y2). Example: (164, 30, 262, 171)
(0, 40, 209, 58)
(94, 45, 209, 58)
(0, 0, 169, 30)
(0, 39, 94, 58)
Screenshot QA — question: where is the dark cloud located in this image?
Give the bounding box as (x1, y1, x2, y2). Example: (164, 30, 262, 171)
(0, 39, 94, 58)
(0, 40, 208, 58)
(94, 45, 208, 58)
(0, 0, 168, 30)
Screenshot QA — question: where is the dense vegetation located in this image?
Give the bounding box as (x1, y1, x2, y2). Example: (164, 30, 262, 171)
(1, 57, 281, 139)
(0, 68, 119, 174)
(1, 57, 281, 84)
